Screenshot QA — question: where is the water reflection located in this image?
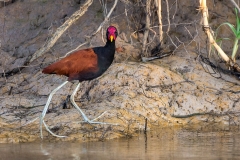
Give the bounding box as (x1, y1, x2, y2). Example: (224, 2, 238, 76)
(0, 128, 240, 160)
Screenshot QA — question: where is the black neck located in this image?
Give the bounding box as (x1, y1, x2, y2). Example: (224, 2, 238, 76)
(92, 39, 116, 78)
(105, 40, 116, 48)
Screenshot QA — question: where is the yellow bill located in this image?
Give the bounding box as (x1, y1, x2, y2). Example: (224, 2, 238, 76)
(110, 35, 114, 42)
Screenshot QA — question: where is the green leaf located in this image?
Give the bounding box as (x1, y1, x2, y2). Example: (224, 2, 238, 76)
(216, 38, 230, 42)
(215, 8, 240, 61)
(235, 8, 240, 32)
(237, 32, 240, 39)
(220, 22, 237, 36)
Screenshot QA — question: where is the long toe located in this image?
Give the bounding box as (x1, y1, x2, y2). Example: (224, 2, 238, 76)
(83, 120, 118, 126)
(82, 111, 118, 125)
(42, 120, 67, 138)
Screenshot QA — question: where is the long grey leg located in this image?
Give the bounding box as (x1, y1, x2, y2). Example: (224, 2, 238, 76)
(40, 81, 68, 139)
(41, 81, 118, 139)
(70, 82, 90, 122)
(70, 82, 118, 125)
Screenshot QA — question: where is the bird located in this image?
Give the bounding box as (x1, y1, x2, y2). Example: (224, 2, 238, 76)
(40, 26, 118, 138)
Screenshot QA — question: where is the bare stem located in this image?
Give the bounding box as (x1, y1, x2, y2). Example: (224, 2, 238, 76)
(142, 0, 152, 57)
(156, 0, 163, 43)
(199, 0, 230, 62)
(166, 0, 170, 33)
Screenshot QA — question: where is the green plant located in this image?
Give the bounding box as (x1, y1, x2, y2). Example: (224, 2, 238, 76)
(217, 8, 240, 62)
(211, 34, 230, 57)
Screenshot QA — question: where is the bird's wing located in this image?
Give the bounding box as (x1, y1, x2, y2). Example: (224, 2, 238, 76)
(42, 49, 99, 79)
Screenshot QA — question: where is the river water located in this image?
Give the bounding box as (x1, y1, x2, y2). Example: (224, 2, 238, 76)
(0, 127, 240, 160)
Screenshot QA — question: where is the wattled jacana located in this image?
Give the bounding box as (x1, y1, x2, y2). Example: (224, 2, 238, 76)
(41, 26, 118, 138)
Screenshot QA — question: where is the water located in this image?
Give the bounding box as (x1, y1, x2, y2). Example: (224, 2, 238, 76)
(0, 128, 240, 160)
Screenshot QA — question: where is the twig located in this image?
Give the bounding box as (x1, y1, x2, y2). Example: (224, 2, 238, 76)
(29, 0, 93, 63)
(125, 3, 133, 44)
(92, 0, 118, 36)
(171, 111, 240, 118)
(175, 36, 189, 55)
(166, 32, 178, 48)
(229, 0, 240, 13)
(146, 28, 156, 45)
(59, 41, 88, 59)
(60, 0, 119, 58)
(165, 0, 170, 33)
(142, 0, 152, 57)
(200, 0, 229, 62)
(156, 0, 163, 43)
(172, 0, 178, 19)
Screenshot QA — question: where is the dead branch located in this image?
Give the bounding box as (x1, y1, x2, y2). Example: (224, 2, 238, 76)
(29, 0, 93, 63)
(155, 0, 163, 43)
(165, 0, 170, 33)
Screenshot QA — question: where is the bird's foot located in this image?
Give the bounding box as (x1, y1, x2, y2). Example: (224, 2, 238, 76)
(81, 111, 118, 126)
(42, 120, 67, 138)
(40, 115, 67, 139)
(81, 120, 119, 126)
(40, 81, 69, 139)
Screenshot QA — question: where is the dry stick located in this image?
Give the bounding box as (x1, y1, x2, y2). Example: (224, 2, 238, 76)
(200, 0, 229, 62)
(29, 0, 93, 63)
(165, 0, 170, 33)
(229, 0, 240, 13)
(185, 23, 199, 50)
(142, 0, 152, 58)
(172, 0, 178, 20)
(60, 0, 118, 58)
(146, 28, 157, 45)
(99, 0, 107, 43)
(175, 36, 189, 55)
(92, 0, 118, 35)
(166, 32, 178, 48)
(124, 4, 133, 45)
(155, 0, 163, 43)
(199, 0, 240, 72)
(99, 0, 107, 18)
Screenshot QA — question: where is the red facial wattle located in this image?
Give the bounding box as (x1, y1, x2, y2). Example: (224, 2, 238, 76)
(107, 26, 117, 42)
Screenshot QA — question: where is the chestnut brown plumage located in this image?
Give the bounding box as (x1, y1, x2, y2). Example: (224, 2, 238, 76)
(40, 26, 118, 138)
(42, 49, 99, 81)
